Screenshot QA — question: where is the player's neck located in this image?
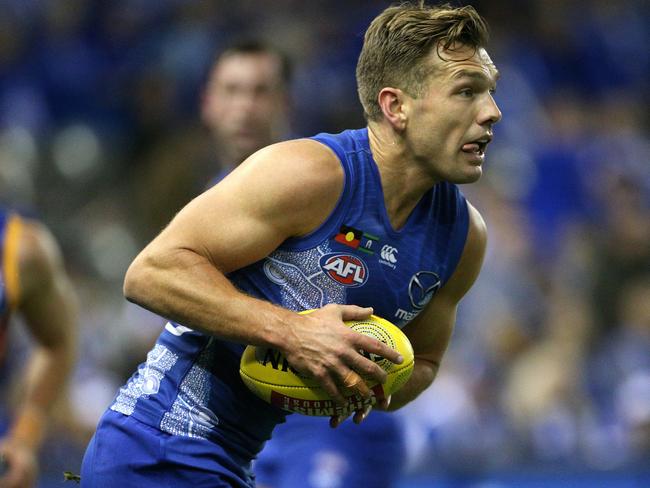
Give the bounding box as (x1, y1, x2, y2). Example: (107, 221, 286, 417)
(367, 124, 436, 230)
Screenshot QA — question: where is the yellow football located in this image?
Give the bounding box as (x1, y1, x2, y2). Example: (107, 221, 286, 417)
(239, 314, 414, 416)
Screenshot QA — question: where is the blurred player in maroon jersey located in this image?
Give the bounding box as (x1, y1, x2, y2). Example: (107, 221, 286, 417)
(0, 210, 77, 488)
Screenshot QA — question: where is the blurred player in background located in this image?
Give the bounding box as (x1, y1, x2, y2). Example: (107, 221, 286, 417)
(0, 210, 77, 488)
(201, 40, 292, 182)
(201, 40, 407, 488)
(81, 3, 499, 486)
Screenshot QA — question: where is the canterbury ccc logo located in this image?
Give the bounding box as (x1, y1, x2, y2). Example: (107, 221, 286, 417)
(319, 253, 369, 287)
(408, 271, 441, 309)
(380, 245, 398, 264)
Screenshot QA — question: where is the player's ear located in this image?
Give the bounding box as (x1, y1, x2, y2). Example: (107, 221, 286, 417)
(377, 87, 407, 131)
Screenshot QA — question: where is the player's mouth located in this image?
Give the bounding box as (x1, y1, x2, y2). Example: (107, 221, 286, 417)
(461, 133, 492, 162)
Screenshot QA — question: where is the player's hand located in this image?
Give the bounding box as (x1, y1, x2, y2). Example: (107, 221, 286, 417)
(281, 304, 404, 405)
(329, 395, 391, 428)
(329, 405, 371, 428)
(0, 439, 38, 488)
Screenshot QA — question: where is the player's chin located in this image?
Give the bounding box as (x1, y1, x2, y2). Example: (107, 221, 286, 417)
(465, 166, 483, 183)
(448, 166, 482, 184)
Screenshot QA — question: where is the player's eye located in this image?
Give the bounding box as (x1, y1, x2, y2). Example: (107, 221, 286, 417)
(459, 88, 474, 98)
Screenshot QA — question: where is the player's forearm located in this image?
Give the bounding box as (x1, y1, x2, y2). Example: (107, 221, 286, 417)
(385, 358, 439, 411)
(124, 247, 293, 348)
(8, 344, 74, 450)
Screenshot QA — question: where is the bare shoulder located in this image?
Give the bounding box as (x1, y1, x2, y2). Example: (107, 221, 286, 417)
(17, 219, 64, 293)
(233, 138, 343, 198)
(216, 138, 345, 237)
(17, 219, 61, 270)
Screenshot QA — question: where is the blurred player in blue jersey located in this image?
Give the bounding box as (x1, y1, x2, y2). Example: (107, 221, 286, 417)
(82, 3, 500, 487)
(0, 210, 77, 488)
(201, 40, 407, 488)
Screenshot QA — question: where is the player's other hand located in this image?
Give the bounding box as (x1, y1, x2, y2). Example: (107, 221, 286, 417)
(329, 395, 391, 428)
(0, 439, 38, 488)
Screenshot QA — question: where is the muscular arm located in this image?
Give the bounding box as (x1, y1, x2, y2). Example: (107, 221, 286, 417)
(8, 221, 78, 448)
(386, 203, 487, 410)
(1, 220, 77, 487)
(124, 140, 403, 403)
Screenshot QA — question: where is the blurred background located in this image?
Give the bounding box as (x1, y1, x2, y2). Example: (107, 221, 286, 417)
(0, 0, 648, 486)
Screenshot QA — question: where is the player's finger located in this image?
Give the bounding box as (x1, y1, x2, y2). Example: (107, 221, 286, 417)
(353, 404, 372, 424)
(336, 305, 373, 321)
(314, 370, 347, 406)
(340, 370, 372, 399)
(330, 413, 351, 428)
(329, 415, 341, 428)
(346, 351, 387, 385)
(355, 334, 403, 365)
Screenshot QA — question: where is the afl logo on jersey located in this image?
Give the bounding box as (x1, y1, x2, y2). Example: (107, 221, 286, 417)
(408, 271, 441, 309)
(319, 253, 369, 287)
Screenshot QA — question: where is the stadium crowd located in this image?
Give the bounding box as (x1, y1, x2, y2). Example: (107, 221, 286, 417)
(0, 0, 647, 486)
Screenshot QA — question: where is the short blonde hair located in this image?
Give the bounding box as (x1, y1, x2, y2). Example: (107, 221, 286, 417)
(356, 2, 489, 121)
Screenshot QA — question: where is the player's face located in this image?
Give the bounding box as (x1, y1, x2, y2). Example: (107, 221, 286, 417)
(202, 53, 289, 162)
(405, 45, 501, 184)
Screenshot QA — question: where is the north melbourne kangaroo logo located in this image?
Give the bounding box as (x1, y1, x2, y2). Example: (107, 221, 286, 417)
(408, 271, 441, 309)
(380, 245, 398, 264)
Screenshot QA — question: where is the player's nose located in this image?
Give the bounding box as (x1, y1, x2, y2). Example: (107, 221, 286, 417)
(479, 94, 502, 126)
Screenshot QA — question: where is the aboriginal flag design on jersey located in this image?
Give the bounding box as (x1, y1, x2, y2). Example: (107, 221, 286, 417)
(334, 225, 362, 248)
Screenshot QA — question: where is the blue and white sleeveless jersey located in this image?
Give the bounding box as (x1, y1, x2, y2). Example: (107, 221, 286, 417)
(110, 128, 469, 461)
